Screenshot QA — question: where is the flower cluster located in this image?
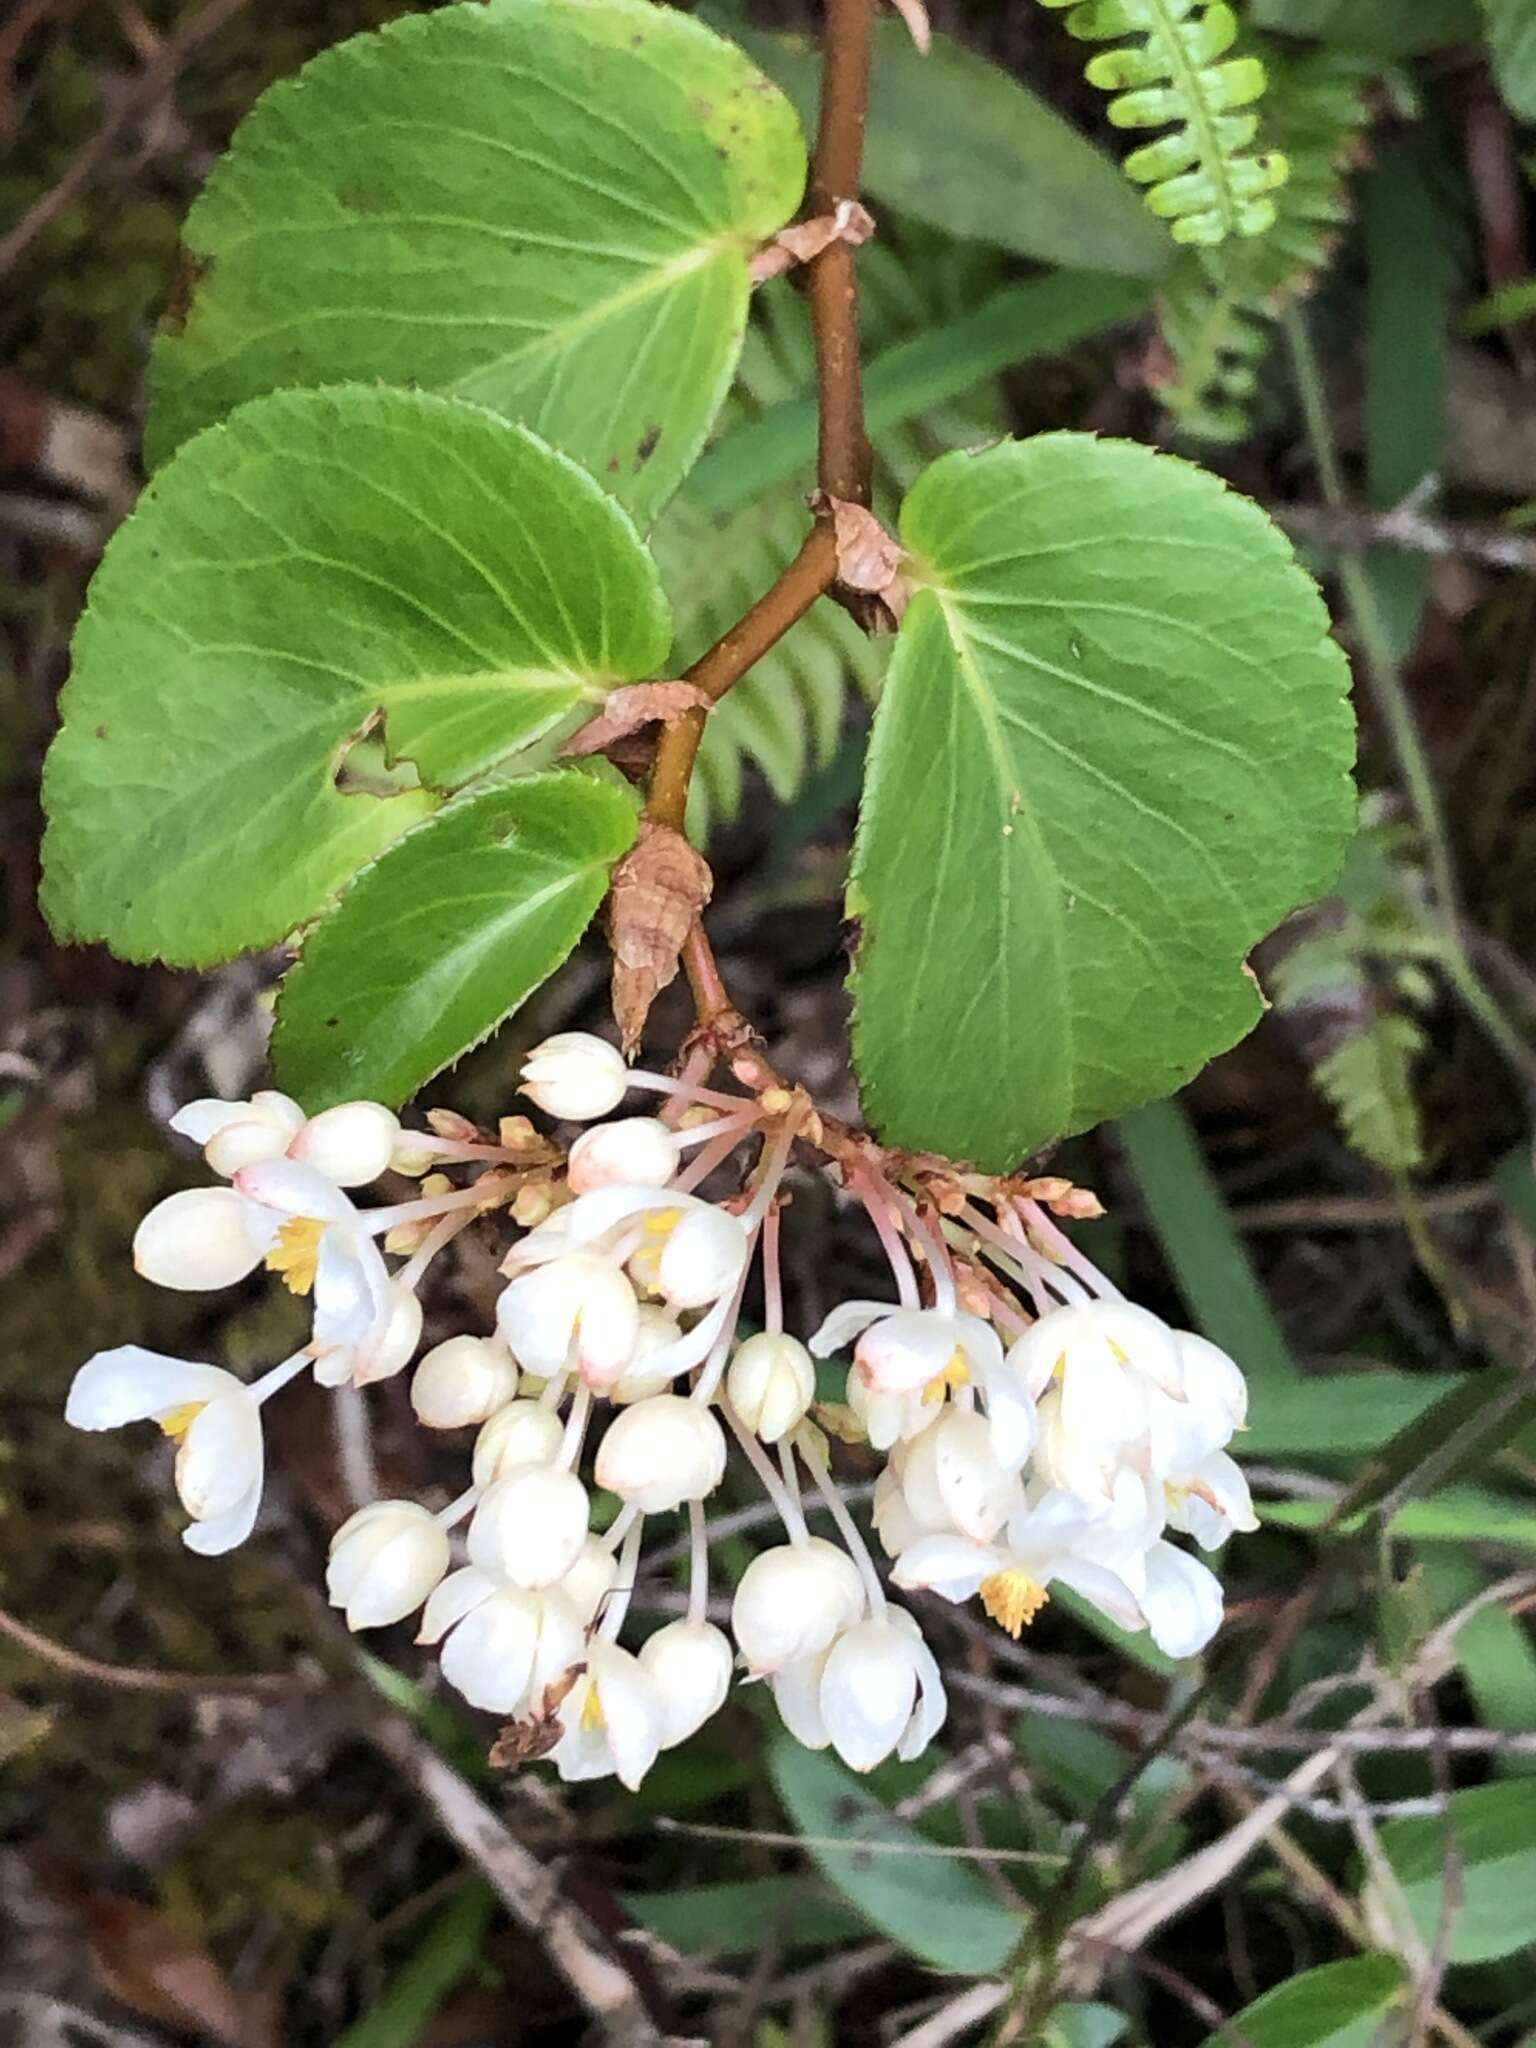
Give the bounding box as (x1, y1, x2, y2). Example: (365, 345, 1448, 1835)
(67, 1035, 1254, 1789)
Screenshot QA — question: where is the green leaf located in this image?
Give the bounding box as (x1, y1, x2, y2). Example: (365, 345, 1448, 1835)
(1482, 0, 1536, 118)
(1240, 1372, 1455, 1458)
(273, 775, 636, 1108)
(1249, 0, 1478, 56)
(716, 17, 1172, 278)
(1372, 1782, 1536, 1964)
(850, 437, 1355, 1169)
(1325, 1370, 1536, 1530)
(621, 1878, 866, 1957)
(1263, 1485, 1536, 1551)
(146, 0, 807, 524)
(1199, 1956, 1406, 2048)
(767, 1735, 1024, 1974)
(41, 387, 668, 966)
(335, 1881, 495, 2048)
(1117, 1097, 1300, 1388)
(1044, 2006, 1129, 2048)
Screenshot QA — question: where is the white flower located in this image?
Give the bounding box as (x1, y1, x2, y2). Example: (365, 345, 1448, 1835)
(871, 1460, 930, 1558)
(846, 1368, 939, 1453)
(551, 1641, 664, 1791)
(471, 1399, 566, 1487)
(1140, 1540, 1224, 1659)
(594, 1396, 726, 1514)
(170, 1092, 304, 1177)
(638, 1621, 733, 1748)
(567, 1117, 679, 1194)
(326, 1500, 448, 1629)
(520, 1032, 629, 1121)
(496, 1253, 639, 1387)
(727, 1332, 815, 1444)
(1148, 1330, 1249, 1476)
(234, 1159, 397, 1377)
(817, 1608, 947, 1772)
(651, 1205, 748, 1310)
(731, 1538, 865, 1676)
(609, 1306, 686, 1403)
(288, 1101, 401, 1187)
(66, 1346, 273, 1554)
(896, 1408, 1024, 1543)
(893, 1488, 1150, 1640)
(814, 1301, 1033, 1469)
(1012, 1302, 1186, 1500)
(412, 1336, 520, 1430)
(313, 1279, 422, 1389)
(1164, 1451, 1256, 1551)
(560, 1538, 620, 1626)
(419, 1567, 585, 1715)
(468, 1464, 590, 1589)
(133, 1187, 278, 1292)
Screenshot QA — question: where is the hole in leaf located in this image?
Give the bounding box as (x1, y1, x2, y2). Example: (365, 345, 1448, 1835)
(332, 709, 422, 798)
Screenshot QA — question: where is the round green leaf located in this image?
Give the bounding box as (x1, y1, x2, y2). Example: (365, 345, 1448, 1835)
(1200, 1957, 1406, 2048)
(849, 435, 1355, 1168)
(146, 0, 807, 525)
(273, 774, 638, 1109)
(42, 386, 669, 966)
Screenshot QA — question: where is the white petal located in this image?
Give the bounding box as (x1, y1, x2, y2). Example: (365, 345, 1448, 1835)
(820, 1619, 918, 1773)
(657, 1206, 748, 1310)
(889, 1607, 948, 1761)
(1175, 1330, 1248, 1428)
(471, 1401, 565, 1488)
(205, 1119, 294, 1178)
(330, 1509, 448, 1630)
(353, 1282, 423, 1388)
(289, 1102, 400, 1187)
(567, 1119, 679, 1195)
(639, 1622, 733, 1748)
(133, 1188, 271, 1291)
(594, 1396, 725, 1514)
(418, 1564, 498, 1645)
(557, 1539, 619, 1627)
(770, 1650, 831, 1750)
(889, 1533, 995, 1604)
(730, 1539, 865, 1675)
(232, 1157, 356, 1224)
(182, 1475, 262, 1555)
(901, 1408, 1020, 1542)
(978, 1353, 1039, 1473)
(1168, 1452, 1256, 1550)
(1139, 1542, 1224, 1659)
(169, 1098, 253, 1145)
(522, 1591, 587, 1713)
(468, 1466, 590, 1589)
(175, 1390, 263, 1521)
(807, 1300, 895, 1359)
(856, 1310, 968, 1396)
(439, 1589, 541, 1712)
(585, 1642, 664, 1791)
(1051, 1555, 1148, 1635)
(66, 1347, 231, 1430)
(312, 1227, 388, 1350)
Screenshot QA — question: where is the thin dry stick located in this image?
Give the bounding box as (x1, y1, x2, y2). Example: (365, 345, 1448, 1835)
(0, 1602, 311, 1697)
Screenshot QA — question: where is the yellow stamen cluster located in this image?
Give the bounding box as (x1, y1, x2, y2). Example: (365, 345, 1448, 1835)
(979, 1569, 1050, 1638)
(921, 1348, 972, 1406)
(157, 1401, 206, 1442)
(580, 1680, 606, 1734)
(265, 1216, 325, 1296)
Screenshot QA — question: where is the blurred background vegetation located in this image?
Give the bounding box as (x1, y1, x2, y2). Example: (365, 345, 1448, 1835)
(6, 0, 1536, 2042)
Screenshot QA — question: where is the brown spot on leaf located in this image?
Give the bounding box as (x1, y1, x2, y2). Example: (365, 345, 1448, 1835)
(634, 423, 662, 469)
(161, 249, 211, 339)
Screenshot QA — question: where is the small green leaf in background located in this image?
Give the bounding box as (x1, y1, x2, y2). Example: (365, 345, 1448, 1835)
(147, 0, 807, 523)
(717, 17, 1172, 279)
(767, 1735, 1024, 1974)
(1480, 0, 1536, 116)
(1240, 1372, 1455, 1457)
(850, 437, 1355, 1169)
(622, 1877, 866, 1958)
(41, 387, 668, 966)
(1250, 0, 1479, 57)
(1370, 1782, 1536, 1965)
(1264, 1486, 1536, 1552)
(335, 1879, 494, 2048)
(1199, 1956, 1406, 2048)
(273, 775, 637, 1109)
(1043, 2004, 1129, 2048)
(1326, 1370, 1536, 1530)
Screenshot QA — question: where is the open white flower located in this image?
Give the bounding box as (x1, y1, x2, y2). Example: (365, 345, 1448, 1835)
(845, 1367, 941, 1453)
(1140, 1540, 1225, 1659)
(731, 1537, 865, 1676)
(814, 1301, 1034, 1468)
(233, 1159, 399, 1381)
(1148, 1330, 1249, 1476)
(170, 1092, 304, 1178)
(1013, 1301, 1184, 1500)
(638, 1620, 733, 1748)
(520, 1032, 629, 1121)
(326, 1500, 448, 1629)
(419, 1567, 586, 1715)
(552, 1640, 665, 1791)
(893, 1487, 1150, 1640)
(496, 1253, 640, 1387)
(772, 1606, 946, 1773)
(66, 1345, 299, 1555)
(1164, 1450, 1257, 1551)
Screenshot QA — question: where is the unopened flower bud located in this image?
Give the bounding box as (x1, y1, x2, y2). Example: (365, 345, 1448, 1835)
(657, 1206, 748, 1310)
(412, 1335, 520, 1429)
(326, 1500, 448, 1630)
(559, 1538, 620, 1625)
(819, 1610, 946, 1772)
(520, 1032, 628, 1121)
(731, 1538, 865, 1676)
(172, 1093, 303, 1178)
(133, 1187, 271, 1292)
(899, 1408, 1021, 1542)
(350, 1281, 424, 1387)
(567, 1117, 679, 1194)
(639, 1620, 733, 1747)
(594, 1395, 726, 1513)
(726, 1332, 815, 1444)
(469, 1464, 590, 1589)
(471, 1398, 565, 1486)
(288, 1101, 401, 1186)
(610, 1305, 684, 1403)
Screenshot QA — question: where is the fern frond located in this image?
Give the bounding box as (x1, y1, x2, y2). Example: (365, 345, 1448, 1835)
(1269, 809, 1435, 1177)
(1036, 0, 1288, 245)
(1157, 45, 1372, 438)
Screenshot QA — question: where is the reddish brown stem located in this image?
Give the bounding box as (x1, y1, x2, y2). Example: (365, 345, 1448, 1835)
(807, 0, 879, 505)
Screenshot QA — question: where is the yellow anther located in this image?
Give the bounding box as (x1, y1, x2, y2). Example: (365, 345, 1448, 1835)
(642, 1209, 682, 1237)
(759, 1087, 794, 1116)
(980, 1570, 1050, 1638)
(580, 1680, 605, 1734)
(157, 1401, 206, 1443)
(265, 1216, 325, 1296)
(920, 1348, 972, 1406)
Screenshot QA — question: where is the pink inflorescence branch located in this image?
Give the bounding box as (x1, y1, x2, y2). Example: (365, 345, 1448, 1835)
(66, 1034, 1255, 1789)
